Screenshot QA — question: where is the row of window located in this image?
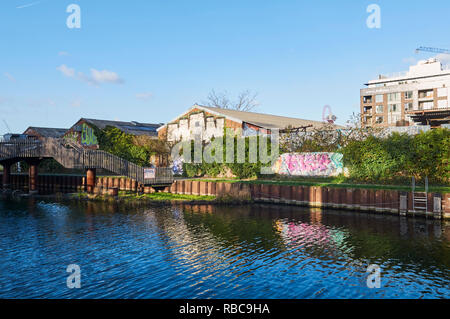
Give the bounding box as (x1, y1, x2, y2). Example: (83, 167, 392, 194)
(364, 92, 413, 103)
(370, 115, 401, 125)
(364, 89, 449, 104)
(366, 103, 413, 114)
(371, 101, 448, 113)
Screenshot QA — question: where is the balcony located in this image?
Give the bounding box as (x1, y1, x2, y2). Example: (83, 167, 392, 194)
(363, 106, 373, 114)
(418, 90, 434, 100)
(362, 96, 373, 104)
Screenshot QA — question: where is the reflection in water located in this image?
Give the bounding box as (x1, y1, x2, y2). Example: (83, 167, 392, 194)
(0, 197, 449, 299)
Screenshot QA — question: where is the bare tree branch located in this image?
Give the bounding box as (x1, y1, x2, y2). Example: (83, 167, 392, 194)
(203, 89, 259, 112)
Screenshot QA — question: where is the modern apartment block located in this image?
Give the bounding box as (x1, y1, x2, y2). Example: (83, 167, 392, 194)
(360, 58, 450, 128)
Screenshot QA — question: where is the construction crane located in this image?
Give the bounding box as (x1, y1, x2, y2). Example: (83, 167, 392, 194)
(415, 46, 450, 55)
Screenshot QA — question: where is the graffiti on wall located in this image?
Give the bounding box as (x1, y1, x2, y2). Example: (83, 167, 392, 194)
(81, 123, 98, 146)
(64, 132, 78, 144)
(167, 112, 225, 142)
(272, 152, 344, 177)
(172, 157, 184, 176)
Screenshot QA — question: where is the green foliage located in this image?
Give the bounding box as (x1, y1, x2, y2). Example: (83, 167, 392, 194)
(342, 128, 450, 184)
(96, 126, 168, 167)
(182, 134, 274, 179)
(411, 128, 450, 181)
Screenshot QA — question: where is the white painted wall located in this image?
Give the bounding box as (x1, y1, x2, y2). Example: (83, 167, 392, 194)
(167, 112, 226, 142)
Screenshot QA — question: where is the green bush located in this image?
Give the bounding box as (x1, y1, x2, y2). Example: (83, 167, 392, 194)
(411, 128, 450, 182)
(96, 126, 168, 167)
(342, 128, 449, 184)
(182, 134, 274, 179)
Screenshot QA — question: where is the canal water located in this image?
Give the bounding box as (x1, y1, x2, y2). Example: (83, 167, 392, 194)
(0, 197, 449, 299)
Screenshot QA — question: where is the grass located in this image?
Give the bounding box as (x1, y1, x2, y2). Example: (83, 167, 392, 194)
(190, 176, 450, 193)
(117, 191, 216, 202)
(76, 190, 216, 202)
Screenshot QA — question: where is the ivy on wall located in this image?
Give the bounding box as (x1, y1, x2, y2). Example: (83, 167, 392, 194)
(95, 126, 169, 167)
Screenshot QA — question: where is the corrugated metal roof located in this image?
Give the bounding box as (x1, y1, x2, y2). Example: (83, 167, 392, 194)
(197, 106, 343, 130)
(81, 118, 163, 136)
(24, 127, 68, 138)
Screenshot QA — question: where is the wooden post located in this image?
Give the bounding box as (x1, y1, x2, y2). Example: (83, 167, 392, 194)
(1, 162, 11, 189)
(86, 168, 96, 194)
(28, 160, 40, 194)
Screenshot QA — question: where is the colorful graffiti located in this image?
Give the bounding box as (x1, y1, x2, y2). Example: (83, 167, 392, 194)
(172, 157, 184, 176)
(272, 152, 344, 177)
(81, 123, 98, 146)
(64, 131, 78, 144)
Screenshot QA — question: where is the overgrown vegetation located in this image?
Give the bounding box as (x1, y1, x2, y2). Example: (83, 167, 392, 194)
(181, 119, 449, 185)
(76, 190, 216, 202)
(96, 126, 170, 167)
(90, 114, 448, 187)
(342, 128, 449, 184)
(279, 114, 449, 185)
(182, 133, 275, 179)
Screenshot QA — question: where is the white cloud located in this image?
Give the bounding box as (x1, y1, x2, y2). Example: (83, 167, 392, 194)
(4, 72, 16, 82)
(57, 64, 76, 78)
(91, 69, 123, 84)
(136, 92, 153, 100)
(57, 64, 124, 86)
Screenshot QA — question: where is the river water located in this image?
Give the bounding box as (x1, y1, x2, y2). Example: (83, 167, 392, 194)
(0, 197, 449, 299)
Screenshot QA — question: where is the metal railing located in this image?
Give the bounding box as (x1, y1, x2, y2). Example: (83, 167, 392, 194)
(0, 138, 173, 185)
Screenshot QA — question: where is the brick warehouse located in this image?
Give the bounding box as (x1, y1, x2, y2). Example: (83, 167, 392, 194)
(157, 104, 337, 142)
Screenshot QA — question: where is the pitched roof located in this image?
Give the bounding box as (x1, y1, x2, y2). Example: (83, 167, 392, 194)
(24, 127, 68, 138)
(80, 118, 163, 136)
(158, 105, 343, 131)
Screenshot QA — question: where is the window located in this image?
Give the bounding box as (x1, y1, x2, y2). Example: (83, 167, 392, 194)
(375, 95, 384, 103)
(363, 106, 372, 114)
(404, 91, 413, 99)
(438, 99, 448, 109)
(376, 105, 384, 113)
(419, 89, 433, 99)
(375, 116, 383, 124)
(363, 95, 373, 103)
(438, 87, 448, 97)
(419, 101, 434, 110)
(387, 93, 400, 102)
(404, 102, 413, 111)
(388, 114, 401, 124)
(388, 104, 400, 112)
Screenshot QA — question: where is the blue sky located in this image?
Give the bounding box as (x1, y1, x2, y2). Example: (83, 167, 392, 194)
(1, 0, 450, 134)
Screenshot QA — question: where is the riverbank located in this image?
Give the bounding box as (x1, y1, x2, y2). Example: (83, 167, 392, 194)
(168, 180, 450, 220)
(192, 177, 450, 193)
(73, 190, 219, 205)
(2, 173, 449, 219)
